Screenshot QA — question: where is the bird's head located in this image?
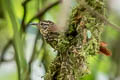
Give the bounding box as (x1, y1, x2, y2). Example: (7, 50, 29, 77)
(30, 20, 58, 36)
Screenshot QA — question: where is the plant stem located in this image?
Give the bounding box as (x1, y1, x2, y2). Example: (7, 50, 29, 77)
(3, 0, 28, 80)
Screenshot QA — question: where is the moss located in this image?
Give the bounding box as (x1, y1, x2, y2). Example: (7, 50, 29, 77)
(44, 0, 104, 80)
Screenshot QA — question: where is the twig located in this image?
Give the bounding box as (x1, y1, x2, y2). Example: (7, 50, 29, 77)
(29, 32, 40, 66)
(84, 2, 120, 31)
(0, 57, 14, 66)
(26, 32, 40, 80)
(28, 0, 41, 66)
(26, 0, 61, 26)
(21, 0, 31, 32)
(0, 40, 12, 63)
(13, 43, 21, 80)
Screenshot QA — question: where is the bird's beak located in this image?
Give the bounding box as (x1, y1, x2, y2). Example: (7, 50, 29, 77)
(30, 23, 41, 29)
(29, 23, 39, 26)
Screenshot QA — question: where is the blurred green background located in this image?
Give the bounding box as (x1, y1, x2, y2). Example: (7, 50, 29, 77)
(0, 0, 120, 80)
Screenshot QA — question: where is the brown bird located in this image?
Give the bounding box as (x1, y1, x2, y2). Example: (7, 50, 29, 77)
(30, 20, 59, 48)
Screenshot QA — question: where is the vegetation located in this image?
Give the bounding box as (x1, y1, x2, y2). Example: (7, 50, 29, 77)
(0, 0, 120, 80)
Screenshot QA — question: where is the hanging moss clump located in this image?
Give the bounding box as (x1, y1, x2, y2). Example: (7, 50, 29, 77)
(45, 0, 104, 80)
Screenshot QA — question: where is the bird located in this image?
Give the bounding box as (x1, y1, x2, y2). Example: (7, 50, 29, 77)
(30, 20, 60, 48)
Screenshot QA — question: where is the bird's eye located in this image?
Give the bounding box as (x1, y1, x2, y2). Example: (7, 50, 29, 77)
(40, 23, 48, 29)
(40, 22, 44, 26)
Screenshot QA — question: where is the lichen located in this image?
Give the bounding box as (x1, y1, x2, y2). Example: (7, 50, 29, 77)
(44, 0, 104, 80)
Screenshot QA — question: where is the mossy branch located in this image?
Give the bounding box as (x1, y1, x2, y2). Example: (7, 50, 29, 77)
(44, 0, 104, 80)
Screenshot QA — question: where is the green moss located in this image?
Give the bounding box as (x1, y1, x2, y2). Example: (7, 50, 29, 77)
(44, 0, 104, 80)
